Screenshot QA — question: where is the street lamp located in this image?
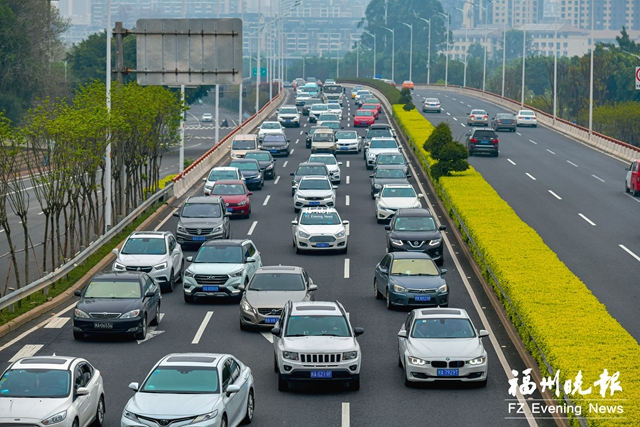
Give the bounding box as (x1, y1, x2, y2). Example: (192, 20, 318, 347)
(520, 0, 527, 107)
(256, 0, 263, 114)
(437, 12, 450, 88)
(363, 30, 377, 78)
(588, 0, 594, 138)
(399, 21, 413, 81)
(553, 3, 558, 124)
(355, 39, 360, 77)
(382, 26, 395, 82)
(454, 7, 469, 88)
(488, 0, 508, 98)
(466, 1, 489, 93)
(414, 13, 431, 85)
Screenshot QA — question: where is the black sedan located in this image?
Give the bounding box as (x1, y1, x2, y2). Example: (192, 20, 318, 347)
(491, 113, 516, 132)
(229, 158, 265, 190)
(244, 150, 277, 179)
(385, 208, 446, 265)
(370, 165, 410, 199)
(260, 134, 290, 156)
(73, 271, 161, 340)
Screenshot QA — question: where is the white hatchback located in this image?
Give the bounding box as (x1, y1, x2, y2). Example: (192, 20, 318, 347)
(375, 183, 422, 223)
(516, 110, 538, 127)
(291, 207, 349, 253)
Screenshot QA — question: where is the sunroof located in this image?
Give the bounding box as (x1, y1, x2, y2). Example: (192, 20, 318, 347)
(21, 358, 67, 365)
(421, 309, 461, 316)
(166, 356, 216, 364)
(296, 305, 336, 311)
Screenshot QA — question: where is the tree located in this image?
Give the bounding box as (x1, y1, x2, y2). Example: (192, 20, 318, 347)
(424, 121, 453, 153)
(422, 122, 469, 179)
(467, 43, 485, 60)
(616, 27, 638, 53)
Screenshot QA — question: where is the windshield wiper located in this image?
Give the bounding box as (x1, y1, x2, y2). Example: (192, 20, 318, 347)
(320, 333, 344, 336)
(286, 334, 307, 337)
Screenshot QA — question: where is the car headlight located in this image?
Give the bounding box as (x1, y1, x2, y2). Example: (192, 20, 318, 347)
(113, 261, 126, 270)
(177, 222, 186, 232)
(74, 309, 89, 318)
(213, 225, 222, 232)
(228, 269, 244, 278)
(191, 410, 218, 424)
(123, 410, 140, 423)
(237, 200, 247, 206)
(335, 229, 345, 238)
(429, 238, 442, 246)
(438, 283, 448, 293)
(374, 184, 382, 189)
(298, 230, 310, 238)
(390, 238, 403, 246)
(392, 284, 407, 293)
(266, 164, 274, 170)
(153, 262, 167, 270)
(367, 152, 375, 158)
(240, 299, 253, 312)
(408, 356, 429, 366)
(283, 351, 299, 360)
(42, 411, 67, 426)
(467, 356, 486, 365)
(342, 351, 358, 360)
(184, 269, 195, 278)
(120, 310, 141, 319)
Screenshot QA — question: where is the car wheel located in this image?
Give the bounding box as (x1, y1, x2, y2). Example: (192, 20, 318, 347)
(295, 243, 302, 254)
(241, 389, 255, 424)
(385, 290, 393, 310)
(374, 279, 382, 300)
(220, 415, 227, 427)
(625, 182, 630, 193)
(72, 418, 79, 427)
(135, 316, 147, 340)
(274, 354, 279, 373)
(184, 294, 194, 303)
(404, 373, 414, 388)
(398, 350, 404, 368)
(633, 185, 640, 197)
(468, 149, 473, 157)
(340, 246, 348, 255)
(278, 375, 289, 392)
(478, 378, 488, 387)
(150, 303, 161, 326)
(348, 377, 360, 391)
(493, 151, 499, 157)
(73, 331, 84, 340)
(91, 396, 105, 427)
(240, 319, 249, 331)
(533, 124, 538, 128)
(164, 270, 175, 293)
(177, 261, 184, 283)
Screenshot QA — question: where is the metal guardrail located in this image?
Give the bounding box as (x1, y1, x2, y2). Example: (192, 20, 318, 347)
(0, 183, 174, 312)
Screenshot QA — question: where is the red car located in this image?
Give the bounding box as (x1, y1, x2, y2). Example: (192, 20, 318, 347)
(360, 104, 379, 119)
(354, 110, 376, 127)
(364, 98, 382, 112)
(210, 180, 253, 218)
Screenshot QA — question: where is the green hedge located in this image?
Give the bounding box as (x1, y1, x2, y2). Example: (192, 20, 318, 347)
(338, 78, 402, 104)
(393, 106, 639, 427)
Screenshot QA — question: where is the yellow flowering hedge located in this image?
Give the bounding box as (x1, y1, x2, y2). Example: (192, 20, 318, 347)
(393, 106, 640, 427)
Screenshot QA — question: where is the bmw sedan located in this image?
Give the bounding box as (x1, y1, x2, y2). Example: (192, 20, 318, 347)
(398, 308, 489, 386)
(373, 252, 448, 309)
(122, 353, 254, 427)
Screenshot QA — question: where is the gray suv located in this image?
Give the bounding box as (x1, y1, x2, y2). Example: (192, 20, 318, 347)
(290, 162, 330, 196)
(174, 196, 230, 246)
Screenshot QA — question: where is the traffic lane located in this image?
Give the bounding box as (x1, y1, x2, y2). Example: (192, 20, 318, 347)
(416, 89, 640, 341)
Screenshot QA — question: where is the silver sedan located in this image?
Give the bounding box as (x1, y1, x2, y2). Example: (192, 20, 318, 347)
(467, 109, 489, 126)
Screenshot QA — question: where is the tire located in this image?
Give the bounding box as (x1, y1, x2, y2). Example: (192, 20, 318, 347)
(386, 289, 393, 310)
(240, 319, 248, 331)
(348, 376, 360, 391)
(241, 390, 255, 424)
(340, 246, 348, 255)
(164, 270, 175, 293)
(72, 418, 79, 427)
(150, 303, 161, 326)
(625, 182, 630, 193)
(177, 261, 184, 283)
(398, 351, 404, 368)
(73, 331, 84, 340)
(274, 354, 279, 373)
(220, 415, 227, 427)
(478, 378, 488, 387)
(468, 150, 473, 157)
(91, 396, 105, 427)
(135, 316, 147, 340)
(633, 185, 640, 197)
(184, 293, 194, 303)
(278, 375, 289, 392)
(374, 279, 383, 299)
(404, 374, 414, 388)
(295, 244, 302, 254)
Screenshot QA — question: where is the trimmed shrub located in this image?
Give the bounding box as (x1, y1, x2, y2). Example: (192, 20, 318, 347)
(430, 141, 469, 180)
(424, 121, 453, 153)
(402, 102, 416, 111)
(399, 87, 412, 104)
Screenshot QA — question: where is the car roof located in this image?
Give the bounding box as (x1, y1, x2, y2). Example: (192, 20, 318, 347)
(11, 356, 79, 370)
(91, 271, 147, 281)
(159, 353, 225, 368)
(201, 239, 248, 247)
(244, 150, 272, 155)
(471, 109, 487, 113)
(381, 183, 414, 189)
(370, 137, 397, 141)
(187, 195, 224, 203)
(290, 301, 343, 316)
(395, 208, 434, 217)
(300, 175, 331, 181)
(426, 98, 440, 101)
(390, 251, 434, 260)
(374, 164, 406, 171)
(128, 231, 170, 239)
(211, 180, 246, 186)
(261, 121, 280, 125)
(210, 166, 240, 172)
(255, 265, 303, 274)
(230, 158, 260, 163)
(280, 105, 298, 109)
(413, 308, 469, 320)
(309, 153, 337, 158)
(297, 162, 327, 168)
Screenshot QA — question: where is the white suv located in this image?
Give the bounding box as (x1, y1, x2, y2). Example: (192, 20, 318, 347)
(375, 183, 423, 223)
(271, 301, 364, 391)
(277, 105, 301, 127)
(293, 176, 337, 212)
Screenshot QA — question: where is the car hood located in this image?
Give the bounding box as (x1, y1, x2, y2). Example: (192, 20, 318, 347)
(296, 189, 334, 198)
(336, 138, 359, 144)
(252, 160, 272, 169)
(187, 263, 245, 275)
(388, 230, 441, 241)
(125, 392, 219, 418)
(407, 338, 483, 359)
(298, 224, 344, 235)
(283, 336, 358, 352)
(239, 170, 261, 179)
(245, 290, 308, 307)
(77, 298, 142, 314)
(368, 148, 400, 155)
(179, 217, 224, 227)
(390, 275, 445, 290)
(278, 114, 299, 119)
(378, 198, 420, 209)
(217, 195, 248, 204)
(322, 165, 340, 173)
(0, 397, 70, 421)
(117, 253, 167, 266)
(373, 178, 409, 187)
(258, 129, 283, 135)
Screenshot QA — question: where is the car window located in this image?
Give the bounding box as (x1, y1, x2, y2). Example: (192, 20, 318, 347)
(212, 184, 245, 195)
(193, 244, 243, 263)
(411, 318, 476, 338)
(222, 362, 231, 390)
(297, 166, 327, 175)
(141, 366, 219, 393)
(394, 216, 437, 231)
(232, 139, 256, 149)
(168, 235, 176, 252)
(471, 110, 487, 115)
(285, 315, 350, 337)
(261, 122, 281, 129)
(279, 108, 298, 114)
(245, 152, 271, 161)
(248, 273, 305, 291)
(121, 237, 167, 255)
(310, 156, 337, 165)
(144, 276, 154, 293)
(313, 133, 334, 142)
(426, 98, 439, 102)
(182, 202, 222, 218)
(380, 254, 391, 269)
(496, 114, 513, 119)
(367, 129, 393, 138)
(230, 161, 259, 172)
(404, 312, 414, 331)
(381, 187, 416, 198)
(84, 280, 142, 299)
(335, 131, 357, 139)
(229, 359, 240, 382)
(74, 366, 85, 389)
(375, 168, 405, 178)
(473, 130, 497, 139)
(299, 179, 331, 190)
(0, 368, 71, 398)
(369, 139, 398, 149)
(208, 169, 240, 181)
(356, 110, 373, 116)
(300, 211, 341, 225)
(377, 154, 405, 165)
(391, 258, 439, 276)
(311, 105, 328, 111)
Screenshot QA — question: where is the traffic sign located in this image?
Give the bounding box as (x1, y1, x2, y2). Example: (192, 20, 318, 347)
(252, 67, 267, 77)
(636, 67, 640, 90)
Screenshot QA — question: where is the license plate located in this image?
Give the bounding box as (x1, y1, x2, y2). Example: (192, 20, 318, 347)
(192, 236, 206, 241)
(285, 120, 291, 122)
(270, 150, 278, 153)
(340, 146, 349, 150)
(525, 117, 530, 120)
(415, 295, 431, 302)
(437, 369, 459, 377)
(310, 370, 333, 379)
(264, 317, 278, 324)
(227, 207, 234, 212)
(316, 243, 330, 248)
(94, 322, 113, 329)
(481, 140, 489, 144)
(203, 286, 219, 292)
(309, 201, 320, 206)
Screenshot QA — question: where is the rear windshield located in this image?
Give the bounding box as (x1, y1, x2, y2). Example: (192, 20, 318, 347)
(496, 114, 513, 119)
(297, 166, 327, 175)
(311, 105, 329, 111)
(366, 129, 392, 138)
(233, 139, 256, 150)
(370, 139, 398, 149)
(279, 108, 298, 114)
(473, 130, 497, 138)
(356, 110, 373, 116)
(313, 133, 334, 142)
(336, 131, 357, 139)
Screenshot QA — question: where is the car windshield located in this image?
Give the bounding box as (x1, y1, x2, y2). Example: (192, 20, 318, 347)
(230, 162, 259, 172)
(285, 315, 350, 337)
(370, 139, 398, 149)
(377, 154, 405, 165)
(262, 135, 286, 143)
(280, 108, 298, 114)
(300, 211, 341, 225)
(327, 104, 341, 109)
(310, 156, 337, 165)
(381, 187, 416, 198)
(496, 114, 513, 119)
(211, 184, 245, 195)
(352, 86, 363, 92)
(83, 280, 142, 298)
(357, 92, 370, 97)
(321, 122, 340, 129)
(319, 114, 338, 121)
(364, 99, 378, 104)
(194, 245, 243, 263)
(323, 85, 342, 94)
(141, 366, 219, 394)
(473, 130, 496, 139)
(261, 122, 280, 129)
(296, 166, 326, 176)
(309, 127, 329, 135)
(311, 105, 328, 111)
(182, 203, 222, 218)
(299, 179, 331, 190)
(391, 258, 439, 276)
(366, 129, 393, 138)
(375, 168, 406, 178)
(208, 170, 238, 181)
(411, 318, 476, 339)
(362, 105, 377, 110)
(248, 273, 305, 291)
(232, 139, 255, 150)
(471, 110, 487, 115)
(336, 131, 357, 139)
(0, 369, 71, 398)
(245, 152, 271, 161)
(394, 217, 437, 231)
(121, 237, 166, 255)
(356, 110, 373, 116)
(313, 133, 333, 142)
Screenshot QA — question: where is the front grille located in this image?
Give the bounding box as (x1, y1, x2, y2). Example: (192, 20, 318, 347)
(304, 197, 324, 201)
(126, 265, 153, 273)
(309, 235, 336, 243)
(89, 312, 121, 319)
(407, 288, 436, 294)
(137, 415, 195, 427)
(301, 353, 342, 363)
(431, 360, 465, 368)
(406, 240, 425, 248)
(449, 361, 465, 368)
(194, 274, 228, 285)
(185, 227, 213, 235)
(258, 308, 283, 315)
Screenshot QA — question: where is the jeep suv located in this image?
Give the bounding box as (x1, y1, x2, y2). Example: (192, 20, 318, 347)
(271, 301, 364, 391)
(465, 128, 499, 157)
(174, 196, 230, 246)
(385, 208, 447, 265)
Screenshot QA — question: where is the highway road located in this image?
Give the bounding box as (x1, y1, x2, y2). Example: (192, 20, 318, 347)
(0, 89, 557, 427)
(413, 87, 640, 343)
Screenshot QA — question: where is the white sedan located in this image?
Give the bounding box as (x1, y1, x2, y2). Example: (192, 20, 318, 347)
(326, 103, 343, 118)
(375, 183, 422, 223)
(291, 207, 348, 253)
(258, 121, 285, 141)
(0, 356, 105, 427)
(398, 308, 489, 387)
(335, 130, 361, 153)
(293, 176, 337, 212)
(308, 153, 342, 184)
(516, 109, 538, 127)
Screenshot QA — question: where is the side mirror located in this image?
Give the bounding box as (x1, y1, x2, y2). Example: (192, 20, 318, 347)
(309, 284, 318, 291)
(291, 220, 298, 225)
(353, 327, 364, 336)
(384, 225, 391, 230)
(271, 327, 281, 336)
(374, 194, 380, 198)
(226, 384, 241, 395)
(379, 268, 388, 275)
(74, 290, 82, 297)
(440, 269, 448, 275)
(112, 248, 119, 256)
(173, 212, 180, 217)
(397, 330, 408, 338)
(418, 194, 424, 198)
(287, 139, 291, 142)
(338, 162, 343, 166)
(290, 173, 295, 176)
(342, 220, 349, 225)
(186, 256, 193, 262)
(202, 177, 207, 182)
(248, 192, 253, 195)
(145, 291, 155, 298)
(479, 330, 490, 338)
(128, 382, 139, 391)
(76, 387, 90, 396)
(369, 174, 374, 178)
(439, 225, 447, 230)
(407, 175, 412, 179)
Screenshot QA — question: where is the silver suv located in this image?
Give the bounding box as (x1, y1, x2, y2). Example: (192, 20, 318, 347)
(112, 231, 184, 292)
(271, 301, 364, 391)
(174, 196, 230, 247)
(277, 105, 301, 128)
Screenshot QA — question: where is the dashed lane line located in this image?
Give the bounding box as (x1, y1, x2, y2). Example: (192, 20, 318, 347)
(192, 311, 214, 344)
(592, 175, 605, 182)
(44, 317, 70, 329)
(345, 195, 350, 206)
(247, 221, 258, 235)
(9, 344, 43, 362)
(346, 176, 350, 185)
(283, 161, 288, 168)
(579, 213, 596, 226)
(546, 149, 555, 154)
(529, 139, 537, 145)
(508, 159, 516, 165)
(567, 160, 578, 167)
(274, 176, 280, 185)
(548, 190, 562, 200)
(526, 173, 537, 180)
(344, 259, 350, 279)
(263, 195, 271, 206)
(342, 402, 350, 427)
(619, 245, 640, 262)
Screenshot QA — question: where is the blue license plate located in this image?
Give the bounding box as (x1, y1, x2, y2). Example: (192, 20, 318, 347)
(309, 201, 320, 206)
(203, 286, 219, 292)
(437, 369, 459, 377)
(316, 243, 330, 248)
(310, 370, 333, 379)
(481, 140, 489, 144)
(227, 207, 234, 212)
(270, 150, 278, 153)
(340, 146, 349, 150)
(525, 117, 530, 120)
(192, 236, 206, 241)
(264, 317, 278, 324)
(415, 295, 431, 302)
(285, 120, 291, 122)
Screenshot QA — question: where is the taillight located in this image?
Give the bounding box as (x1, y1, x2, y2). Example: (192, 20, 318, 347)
(483, 115, 488, 119)
(470, 138, 478, 143)
(492, 138, 498, 143)
(518, 116, 524, 119)
(436, 104, 440, 106)
(470, 115, 476, 119)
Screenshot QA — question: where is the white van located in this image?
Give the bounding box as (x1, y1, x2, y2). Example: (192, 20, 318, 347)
(311, 129, 336, 154)
(230, 134, 259, 159)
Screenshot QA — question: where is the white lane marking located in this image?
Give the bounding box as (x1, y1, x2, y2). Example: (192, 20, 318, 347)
(274, 176, 280, 185)
(619, 244, 640, 262)
(345, 195, 350, 206)
(567, 160, 578, 167)
(295, 138, 299, 144)
(529, 139, 537, 145)
(460, 123, 466, 127)
(44, 317, 70, 329)
(261, 331, 274, 343)
(263, 195, 271, 206)
(625, 194, 640, 203)
(526, 173, 536, 180)
(452, 98, 457, 101)
(346, 176, 350, 185)
(192, 311, 214, 344)
(290, 149, 295, 155)
(453, 117, 458, 121)
(592, 174, 605, 182)
(303, 123, 307, 127)
(508, 159, 516, 165)
(283, 161, 288, 168)
(344, 259, 350, 279)
(0, 229, 4, 233)
(516, 132, 522, 135)
(460, 100, 464, 104)
(155, 207, 180, 231)
(299, 130, 303, 135)
(137, 315, 165, 344)
(579, 213, 596, 226)
(446, 112, 451, 116)
(0, 304, 75, 354)
(346, 161, 350, 168)
(548, 190, 562, 200)
(247, 221, 258, 235)
(342, 402, 350, 427)
(546, 149, 555, 154)
(9, 344, 43, 362)
(467, 104, 472, 108)
(38, 212, 44, 215)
